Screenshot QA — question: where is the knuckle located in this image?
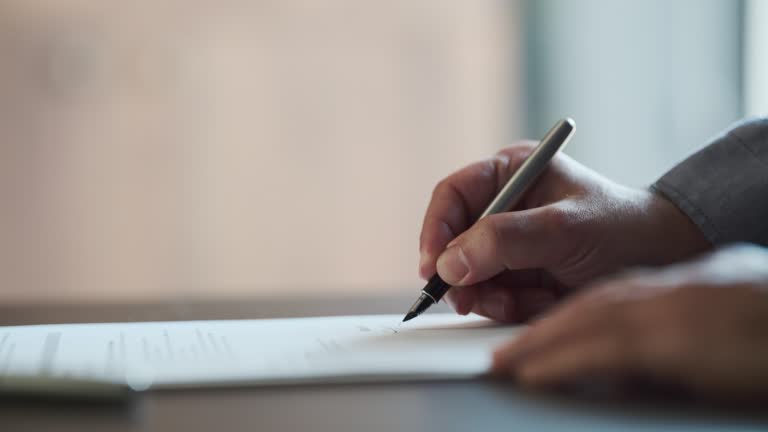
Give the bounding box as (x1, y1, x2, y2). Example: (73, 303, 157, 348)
(485, 156, 508, 189)
(431, 178, 452, 198)
(499, 141, 537, 164)
(489, 154, 510, 173)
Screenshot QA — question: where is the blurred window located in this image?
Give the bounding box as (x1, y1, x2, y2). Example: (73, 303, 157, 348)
(745, 0, 768, 116)
(0, 1, 518, 302)
(523, 0, 743, 187)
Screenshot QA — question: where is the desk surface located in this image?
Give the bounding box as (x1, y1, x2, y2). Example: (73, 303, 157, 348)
(1, 297, 766, 432)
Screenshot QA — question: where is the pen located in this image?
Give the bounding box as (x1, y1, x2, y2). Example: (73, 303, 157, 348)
(402, 118, 576, 322)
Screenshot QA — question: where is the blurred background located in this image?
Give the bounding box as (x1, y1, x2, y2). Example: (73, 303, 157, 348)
(0, 0, 765, 303)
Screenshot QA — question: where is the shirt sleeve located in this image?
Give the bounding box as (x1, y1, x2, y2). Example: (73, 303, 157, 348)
(651, 117, 768, 247)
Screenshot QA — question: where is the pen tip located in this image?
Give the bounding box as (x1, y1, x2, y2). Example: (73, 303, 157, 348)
(402, 312, 417, 323)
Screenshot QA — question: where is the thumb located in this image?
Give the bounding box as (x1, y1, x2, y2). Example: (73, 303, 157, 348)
(436, 206, 571, 286)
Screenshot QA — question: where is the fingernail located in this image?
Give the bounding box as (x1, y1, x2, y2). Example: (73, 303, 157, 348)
(436, 246, 469, 284)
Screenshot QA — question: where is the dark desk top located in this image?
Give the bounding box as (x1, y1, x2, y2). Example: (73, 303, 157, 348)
(1, 296, 766, 432)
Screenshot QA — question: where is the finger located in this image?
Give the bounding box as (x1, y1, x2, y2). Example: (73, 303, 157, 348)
(444, 270, 560, 321)
(418, 158, 503, 278)
(491, 283, 632, 372)
(471, 285, 557, 323)
(443, 271, 528, 317)
(444, 286, 479, 316)
(419, 144, 537, 279)
(469, 270, 562, 322)
(435, 205, 575, 285)
(511, 331, 635, 389)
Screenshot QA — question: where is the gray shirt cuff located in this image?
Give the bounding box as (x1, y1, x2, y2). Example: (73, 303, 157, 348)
(651, 117, 768, 247)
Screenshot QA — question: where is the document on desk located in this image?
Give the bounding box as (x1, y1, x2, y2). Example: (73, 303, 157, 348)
(0, 314, 520, 391)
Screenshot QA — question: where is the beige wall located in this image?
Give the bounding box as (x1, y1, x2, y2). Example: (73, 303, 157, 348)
(0, 1, 521, 302)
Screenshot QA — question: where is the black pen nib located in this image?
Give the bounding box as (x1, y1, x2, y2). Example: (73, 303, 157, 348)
(401, 292, 435, 323)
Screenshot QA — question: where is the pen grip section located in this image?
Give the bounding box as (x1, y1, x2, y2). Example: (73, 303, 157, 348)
(424, 274, 451, 303)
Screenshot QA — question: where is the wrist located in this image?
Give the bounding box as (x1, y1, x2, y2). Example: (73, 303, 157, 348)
(641, 187, 712, 265)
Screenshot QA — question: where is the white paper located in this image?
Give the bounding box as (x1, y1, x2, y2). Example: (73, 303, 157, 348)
(0, 314, 521, 391)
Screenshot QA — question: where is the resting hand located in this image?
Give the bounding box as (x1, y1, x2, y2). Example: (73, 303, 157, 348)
(492, 244, 768, 399)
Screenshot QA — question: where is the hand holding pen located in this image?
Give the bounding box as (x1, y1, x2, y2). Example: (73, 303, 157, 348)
(407, 118, 709, 323)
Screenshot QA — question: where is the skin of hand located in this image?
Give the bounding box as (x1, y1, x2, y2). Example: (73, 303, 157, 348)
(491, 244, 768, 400)
(419, 141, 711, 322)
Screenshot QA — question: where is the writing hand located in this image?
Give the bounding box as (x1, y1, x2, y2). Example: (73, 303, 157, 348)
(419, 142, 710, 322)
